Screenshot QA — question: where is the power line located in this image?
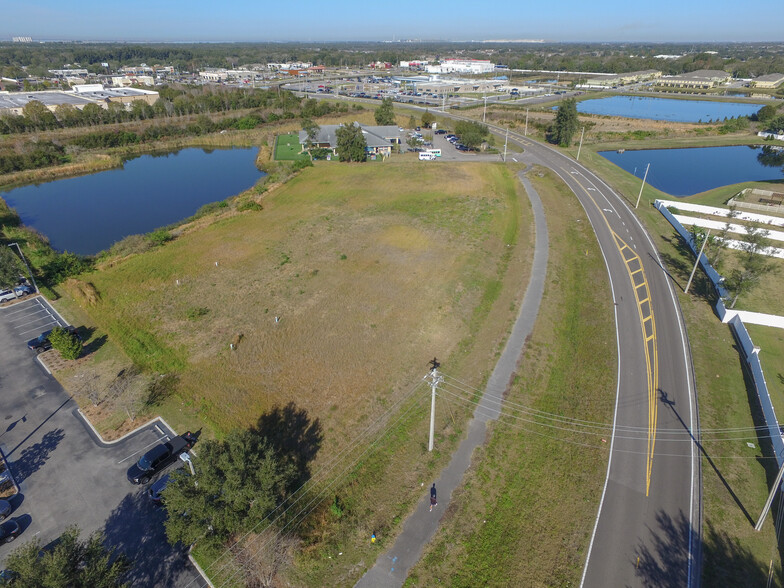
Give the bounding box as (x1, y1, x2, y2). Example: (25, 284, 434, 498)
(184, 378, 428, 587)
(441, 372, 776, 437)
(213, 390, 430, 588)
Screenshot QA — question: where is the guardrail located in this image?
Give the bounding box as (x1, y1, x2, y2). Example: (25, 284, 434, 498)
(655, 200, 784, 466)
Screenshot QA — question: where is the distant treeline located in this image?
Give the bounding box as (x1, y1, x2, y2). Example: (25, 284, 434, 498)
(0, 86, 347, 136)
(0, 94, 352, 174)
(2, 41, 784, 80)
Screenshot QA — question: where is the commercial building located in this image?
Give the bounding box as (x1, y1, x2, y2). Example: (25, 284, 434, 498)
(298, 124, 403, 156)
(426, 59, 495, 75)
(585, 70, 662, 87)
(657, 69, 731, 89)
(751, 73, 784, 89)
(0, 85, 159, 116)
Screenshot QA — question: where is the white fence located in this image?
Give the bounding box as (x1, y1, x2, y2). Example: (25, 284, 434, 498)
(655, 200, 784, 467)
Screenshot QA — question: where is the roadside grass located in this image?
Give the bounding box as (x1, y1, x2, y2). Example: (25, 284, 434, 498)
(407, 166, 616, 587)
(571, 144, 784, 584)
(275, 133, 309, 161)
(56, 160, 535, 584)
(745, 324, 784, 422)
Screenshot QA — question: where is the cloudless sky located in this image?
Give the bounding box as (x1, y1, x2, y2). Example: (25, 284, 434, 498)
(3, 0, 783, 43)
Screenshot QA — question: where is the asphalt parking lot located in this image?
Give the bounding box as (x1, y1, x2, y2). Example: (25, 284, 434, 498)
(0, 296, 200, 586)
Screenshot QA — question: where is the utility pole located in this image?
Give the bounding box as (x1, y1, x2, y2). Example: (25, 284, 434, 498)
(684, 229, 710, 294)
(426, 357, 443, 452)
(635, 163, 650, 209)
(483, 96, 488, 123)
(503, 127, 509, 162)
(524, 109, 529, 136)
(756, 458, 784, 531)
(576, 126, 585, 161)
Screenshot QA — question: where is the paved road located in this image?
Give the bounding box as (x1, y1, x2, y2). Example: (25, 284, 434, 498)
(0, 297, 200, 586)
(497, 132, 701, 587)
(356, 167, 550, 587)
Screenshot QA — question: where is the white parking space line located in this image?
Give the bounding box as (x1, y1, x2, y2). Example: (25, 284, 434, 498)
(116, 434, 171, 465)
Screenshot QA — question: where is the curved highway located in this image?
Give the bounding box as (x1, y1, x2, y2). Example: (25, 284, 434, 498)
(426, 108, 702, 586)
(499, 128, 702, 587)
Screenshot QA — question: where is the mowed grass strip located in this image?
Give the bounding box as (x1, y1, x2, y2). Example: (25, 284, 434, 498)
(407, 166, 617, 587)
(275, 132, 309, 160)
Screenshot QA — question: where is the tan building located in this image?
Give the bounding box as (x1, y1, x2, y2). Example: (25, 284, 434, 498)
(751, 73, 784, 89)
(657, 69, 731, 89)
(586, 70, 662, 87)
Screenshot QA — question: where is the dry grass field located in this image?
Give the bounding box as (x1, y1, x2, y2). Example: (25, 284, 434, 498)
(56, 158, 523, 442)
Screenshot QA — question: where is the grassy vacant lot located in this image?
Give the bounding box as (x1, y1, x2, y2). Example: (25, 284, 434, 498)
(573, 145, 784, 585)
(275, 132, 309, 161)
(55, 159, 534, 583)
(407, 167, 616, 586)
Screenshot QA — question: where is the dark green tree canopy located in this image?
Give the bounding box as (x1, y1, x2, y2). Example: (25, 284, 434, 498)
(454, 120, 489, 149)
(4, 525, 130, 588)
(163, 428, 299, 547)
(374, 97, 395, 126)
(551, 98, 579, 147)
(0, 247, 23, 289)
(421, 110, 435, 128)
(335, 123, 367, 162)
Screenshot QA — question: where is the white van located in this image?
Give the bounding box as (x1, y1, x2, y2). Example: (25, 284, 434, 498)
(427, 149, 441, 157)
(419, 152, 436, 161)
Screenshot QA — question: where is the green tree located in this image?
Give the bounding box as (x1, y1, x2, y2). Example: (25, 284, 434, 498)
(302, 118, 320, 148)
(163, 429, 297, 547)
(0, 247, 23, 289)
(407, 115, 417, 129)
(551, 98, 579, 146)
(49, 326, 83, 360)
(421, 110, 435, 128)
(374, 97, 395, 125)
(22, 100, 58, 130)
(454, 120, 489, 149)
(4, 525, 130, 587)
(335, 123, 367, 162)
(755, 104, 778, 123)
(724, 225, 777, 308)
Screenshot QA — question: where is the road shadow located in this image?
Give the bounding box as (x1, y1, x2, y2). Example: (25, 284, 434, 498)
(10, 428, 65, 484)
(101, 490, 192, 587)
(253, 402, 323, 491)
(659, 388, 754, 525)
(634, 510, 775, 588)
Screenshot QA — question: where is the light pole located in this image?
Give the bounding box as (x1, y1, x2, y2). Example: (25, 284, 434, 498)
(576, 126, 585, 161)
(8, 243, 37, 293)
(635, 163, 650, 209)
(483, 96, 488, 123)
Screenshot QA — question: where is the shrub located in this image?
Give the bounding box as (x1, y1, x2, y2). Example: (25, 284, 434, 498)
(147, 229, 173, 247)
(145, 374, 179, 407)
(292, 157, 313, 171)
(237, 200, 263, 212)
(49, 326, 82, 360)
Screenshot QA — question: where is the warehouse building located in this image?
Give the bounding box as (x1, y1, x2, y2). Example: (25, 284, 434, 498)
(657, 69, 731, 89)
(426, 59, 495, 75)
(751, 73, 784, 89)
(0, 85, 158, 116)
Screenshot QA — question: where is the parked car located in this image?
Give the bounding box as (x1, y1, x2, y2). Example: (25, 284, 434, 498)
(435, 129, 447, 135)
(27, 326, 78, 354)
(0, 500, 11, 521)
(127, 432, 198, 485)
(0, 519, 20, 544)
(13, 285, 33, 297)
(0, 290, 15, 304)
(148, 473, 171, 504)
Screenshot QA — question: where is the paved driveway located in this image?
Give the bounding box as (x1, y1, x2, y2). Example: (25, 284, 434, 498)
(0, 296, 200, 586)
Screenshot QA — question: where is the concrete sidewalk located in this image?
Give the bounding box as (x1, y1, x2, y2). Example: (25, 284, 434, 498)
(355, 170, 549, 587)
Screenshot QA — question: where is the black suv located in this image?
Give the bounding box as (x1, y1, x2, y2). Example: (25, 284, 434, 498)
(27, 326, 78, 354)
(127, 432, 198, 485)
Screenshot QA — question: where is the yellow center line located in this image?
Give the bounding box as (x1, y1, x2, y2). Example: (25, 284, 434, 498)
(568, 175, 659, 497)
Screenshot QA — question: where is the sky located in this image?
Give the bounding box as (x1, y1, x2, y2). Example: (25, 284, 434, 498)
(3, 0, 783, 43)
